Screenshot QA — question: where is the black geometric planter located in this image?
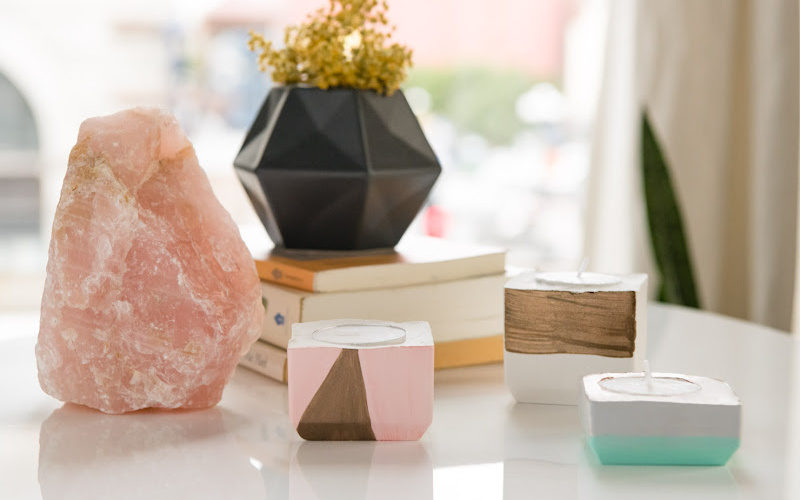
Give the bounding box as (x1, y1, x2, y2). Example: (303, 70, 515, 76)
(234, 86, 441, 251)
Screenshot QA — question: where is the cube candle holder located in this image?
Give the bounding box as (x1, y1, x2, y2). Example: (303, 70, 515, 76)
(580, 371, 741, 465)
(288, 319, 434, 441)
(504, 272, 648, 405)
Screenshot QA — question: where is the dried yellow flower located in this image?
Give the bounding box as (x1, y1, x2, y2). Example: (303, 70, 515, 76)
(248, 0, 413, 95)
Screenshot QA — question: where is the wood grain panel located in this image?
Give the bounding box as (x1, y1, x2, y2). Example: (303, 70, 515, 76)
(296, 349, 376, 440)
(505, 289, 636, 357)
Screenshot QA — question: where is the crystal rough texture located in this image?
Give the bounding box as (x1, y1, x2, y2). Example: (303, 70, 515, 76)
(36, 108, 263, 414)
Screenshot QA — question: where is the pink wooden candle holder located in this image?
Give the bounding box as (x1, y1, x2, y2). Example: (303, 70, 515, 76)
(288, 319, 434, 441)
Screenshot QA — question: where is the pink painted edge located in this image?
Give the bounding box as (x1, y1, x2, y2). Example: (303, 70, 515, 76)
(358, 346, 434, 441)
(287, 347, 342, 428)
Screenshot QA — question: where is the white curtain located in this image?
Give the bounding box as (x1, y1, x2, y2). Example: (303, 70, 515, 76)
(586, 0, 799, 331)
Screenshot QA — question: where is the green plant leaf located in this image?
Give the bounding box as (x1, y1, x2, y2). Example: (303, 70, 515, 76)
(641, 112, 700, 308)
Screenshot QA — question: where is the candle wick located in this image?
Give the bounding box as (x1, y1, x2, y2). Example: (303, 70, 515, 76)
(577, 257, 589, 279)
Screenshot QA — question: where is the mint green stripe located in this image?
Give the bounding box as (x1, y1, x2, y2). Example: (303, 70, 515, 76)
(588, 435, 739, 465)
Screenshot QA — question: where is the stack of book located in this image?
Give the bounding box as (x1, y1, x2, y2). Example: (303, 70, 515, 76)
(239, 236, 506, 383)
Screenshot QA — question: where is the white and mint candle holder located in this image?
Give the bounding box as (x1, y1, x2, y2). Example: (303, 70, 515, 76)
(580, 365, 741, 465)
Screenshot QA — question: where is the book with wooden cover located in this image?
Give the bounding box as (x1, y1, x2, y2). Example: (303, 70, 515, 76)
(251, 236, 506, 293)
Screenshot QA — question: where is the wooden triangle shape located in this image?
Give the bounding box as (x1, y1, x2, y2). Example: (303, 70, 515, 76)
(297, 349, 376, 440)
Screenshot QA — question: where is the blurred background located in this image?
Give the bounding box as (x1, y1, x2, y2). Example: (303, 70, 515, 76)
(0, 0, 798, 332)
(0, 0, 601, 318)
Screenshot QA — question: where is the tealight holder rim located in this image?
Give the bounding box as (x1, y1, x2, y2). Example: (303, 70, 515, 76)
(535, 271, 623, 287)
(598, 374, 702, 397)
(311, 322, 408, 347)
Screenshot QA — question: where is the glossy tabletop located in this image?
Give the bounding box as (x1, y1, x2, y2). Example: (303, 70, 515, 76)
(2, 303, 798, 499)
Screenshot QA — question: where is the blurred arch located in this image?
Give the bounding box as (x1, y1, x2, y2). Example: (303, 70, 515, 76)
(0, 69, 40, 233)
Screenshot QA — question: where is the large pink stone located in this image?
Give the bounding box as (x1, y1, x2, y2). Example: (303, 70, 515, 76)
(36, 107, 263, 414)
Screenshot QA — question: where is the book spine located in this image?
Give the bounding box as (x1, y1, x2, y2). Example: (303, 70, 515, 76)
(260, 284, 304, 349)
(434, 335, 504, 370)
(240, 334, 503, 382)
(239, 341, 288, 383)
(255, 260, 316, 292)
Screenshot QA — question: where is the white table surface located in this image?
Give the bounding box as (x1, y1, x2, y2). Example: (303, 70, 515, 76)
(2, 303, 798, 500)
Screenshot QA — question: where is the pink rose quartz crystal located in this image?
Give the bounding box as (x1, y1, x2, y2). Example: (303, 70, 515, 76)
(36, 108, 263, 414)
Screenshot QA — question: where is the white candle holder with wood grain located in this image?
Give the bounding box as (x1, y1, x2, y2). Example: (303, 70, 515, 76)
(504, 271, 648, 405)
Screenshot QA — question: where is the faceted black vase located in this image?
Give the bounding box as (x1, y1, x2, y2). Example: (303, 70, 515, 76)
(234, 86, 441, 251)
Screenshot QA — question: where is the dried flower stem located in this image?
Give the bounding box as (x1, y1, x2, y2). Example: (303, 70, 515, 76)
(248, 0, 413, 95)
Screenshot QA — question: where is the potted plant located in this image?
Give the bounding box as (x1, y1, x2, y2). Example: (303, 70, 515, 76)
(234, 0, 441, 251)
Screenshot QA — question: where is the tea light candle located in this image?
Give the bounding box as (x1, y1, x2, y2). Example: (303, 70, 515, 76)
(288, 319, 433, 441)
(535, 272, 622, 287)
(580, 365, 741, 465)
(597, 360, 700, 396)
(504, 270, 648, 405)
(311, 323, 407, 346)
(535, 258, 623, 287)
